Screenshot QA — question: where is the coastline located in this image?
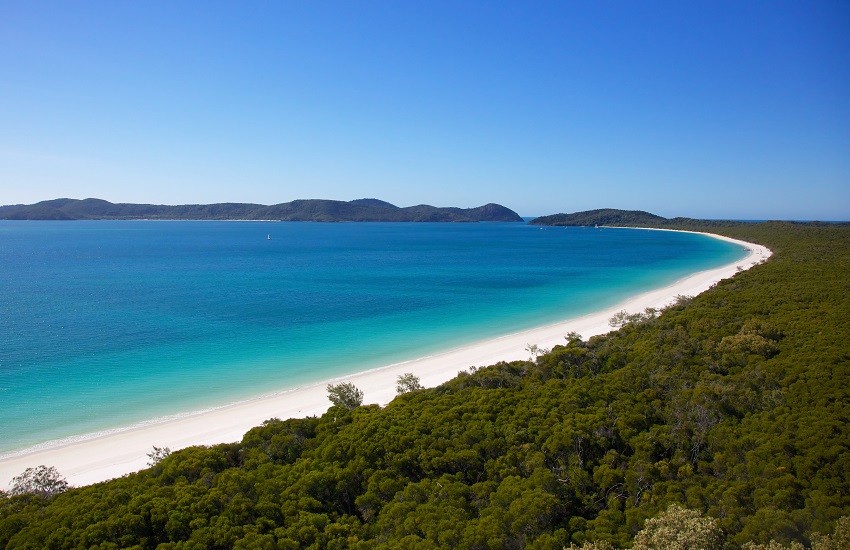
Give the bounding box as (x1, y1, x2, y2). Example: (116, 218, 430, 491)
(0, 231, 771, 490)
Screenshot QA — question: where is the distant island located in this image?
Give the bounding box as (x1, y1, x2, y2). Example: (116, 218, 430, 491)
(0, 198, 523, 223)
(530, 208, 674, 227)
(528, 208, 789, 228)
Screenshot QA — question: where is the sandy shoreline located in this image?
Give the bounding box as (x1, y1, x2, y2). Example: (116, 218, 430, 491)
(0, 231, 771, 490)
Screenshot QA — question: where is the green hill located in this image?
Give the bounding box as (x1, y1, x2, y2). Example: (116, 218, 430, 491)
(1, 222, 848, 549)
(530, 209, 668, 227)
(0, 198, 523, 222)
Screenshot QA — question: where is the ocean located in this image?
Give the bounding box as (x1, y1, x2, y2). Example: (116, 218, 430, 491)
(0, 221, 745, 453)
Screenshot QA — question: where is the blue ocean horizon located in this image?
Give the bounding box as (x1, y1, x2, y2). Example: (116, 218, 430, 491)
(0, 221, 746, 454)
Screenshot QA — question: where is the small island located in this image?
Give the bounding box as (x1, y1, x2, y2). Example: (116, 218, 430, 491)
(530, 208, 668, 227)
(0, 198, 523, 223)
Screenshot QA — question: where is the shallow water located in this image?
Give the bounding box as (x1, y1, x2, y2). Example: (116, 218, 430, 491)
(0, 221, 745, 452)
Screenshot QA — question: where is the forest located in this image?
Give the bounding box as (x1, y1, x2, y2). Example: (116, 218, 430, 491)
(1, 221, 848, 549)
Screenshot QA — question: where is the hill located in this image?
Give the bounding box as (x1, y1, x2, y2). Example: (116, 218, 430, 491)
(1, 222, 848, 548)
(0, 198, 523, 222)
(530, 209, 849, 229)
(530, 208, 668, 227)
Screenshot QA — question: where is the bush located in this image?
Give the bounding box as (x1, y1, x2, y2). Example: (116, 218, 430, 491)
(327, 382, 364, 410)
(396, 373, 423, 394)
(8, 465, 69, 498)
(632, 504, 724, 550)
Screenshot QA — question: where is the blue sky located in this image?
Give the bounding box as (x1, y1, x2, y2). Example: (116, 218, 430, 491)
(1, 1, 848, 219)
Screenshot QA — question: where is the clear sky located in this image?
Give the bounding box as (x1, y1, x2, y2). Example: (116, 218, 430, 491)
(1, 1, 848, 219)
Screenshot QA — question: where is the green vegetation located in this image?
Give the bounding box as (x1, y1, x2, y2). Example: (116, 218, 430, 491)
(631, 504, 724, 550)
(529, 208, 847, 227)
(1, 222, 848, 549)
(529, 209, 667, 226)
(0, 198, 523, 222)
(396, 373, 424, 395)
(327, 383, 365, 411)
(146, 447, 172, 468)
(6, 467, 68, 500)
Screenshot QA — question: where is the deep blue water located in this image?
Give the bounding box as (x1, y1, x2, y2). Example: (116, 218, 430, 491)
(0, 221, 745, 453)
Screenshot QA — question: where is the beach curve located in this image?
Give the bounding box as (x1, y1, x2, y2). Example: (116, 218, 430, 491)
(0, 230, 771, 490)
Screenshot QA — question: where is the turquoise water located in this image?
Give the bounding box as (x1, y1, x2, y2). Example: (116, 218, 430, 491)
(0, 221, 745, 453)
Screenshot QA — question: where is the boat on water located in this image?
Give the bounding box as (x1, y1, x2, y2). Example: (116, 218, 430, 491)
(267, 234, 271, 240)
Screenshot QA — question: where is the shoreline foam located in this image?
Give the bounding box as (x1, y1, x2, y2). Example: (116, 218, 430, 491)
(0, 231, 771, 490)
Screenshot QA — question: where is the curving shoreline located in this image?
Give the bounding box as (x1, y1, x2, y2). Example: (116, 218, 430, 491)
(0, 231, 771, 490)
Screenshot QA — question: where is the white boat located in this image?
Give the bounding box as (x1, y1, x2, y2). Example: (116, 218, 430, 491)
(267, 234, 271, 240)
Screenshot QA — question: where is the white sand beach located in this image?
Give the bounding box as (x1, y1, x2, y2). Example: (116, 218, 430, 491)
(0, 231, 771, 491)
